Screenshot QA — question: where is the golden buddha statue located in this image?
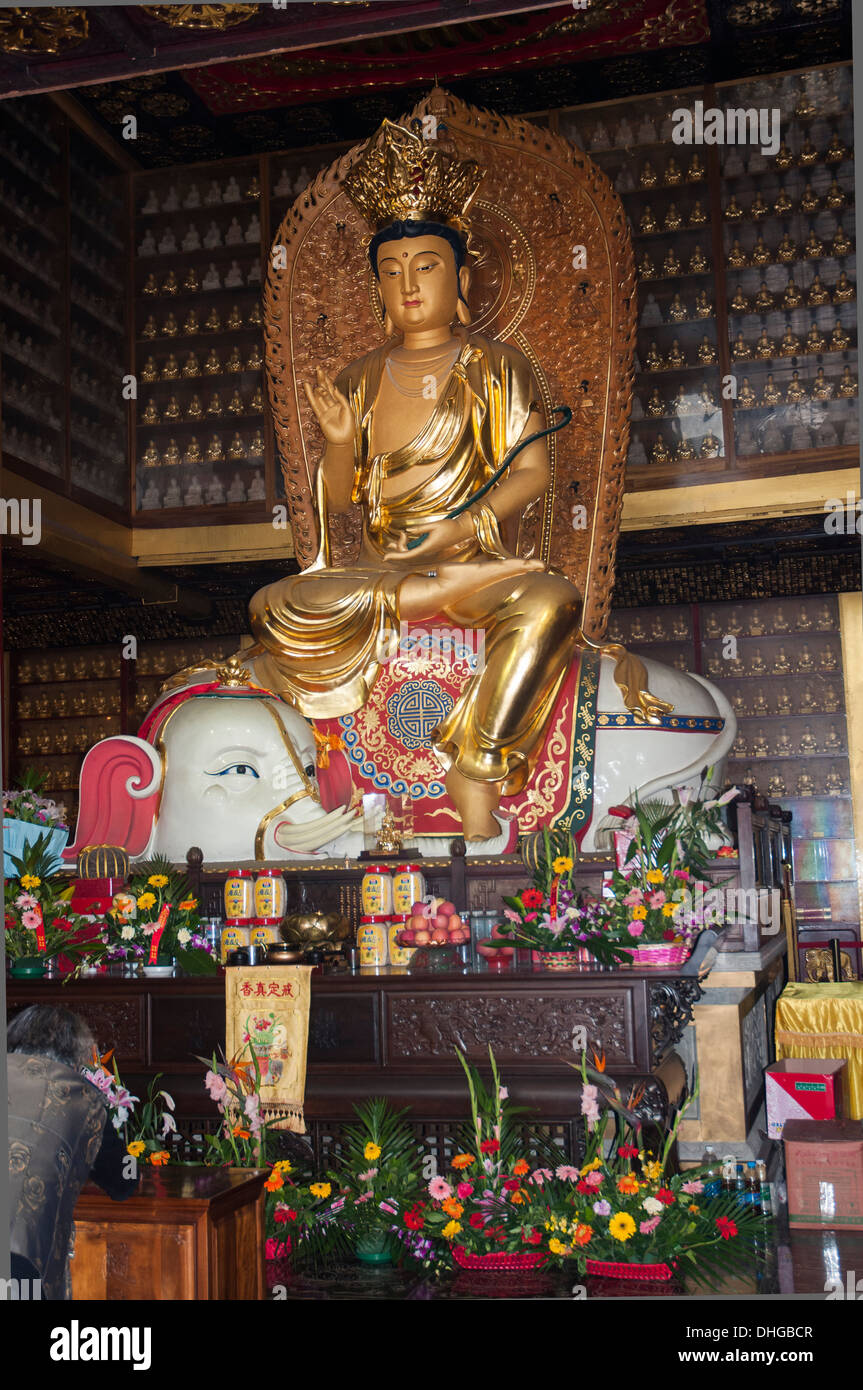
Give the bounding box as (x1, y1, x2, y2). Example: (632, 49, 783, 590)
(666, 338, 686, 369)
(638, 251, 656, 279)
(825, 178, 847, 211)
(186, 393, 203, 420)
(688, 199, 707, 226)
(803, 228, 823, 259)
(773, 187, 793, 216)
(688, 244, 708, 273)
(832, 322, 852, 353)
(207, 391, 224, 418)
(806, 323, 826, 355)
(731, 332, 750, 361)
(246, 343, 264, 370)
(831, 226, 852, 257)
(696, 336, 716, 364)
(754, 282, 774, 312)
(754, 329, 775, 360)
(142, 273, 159, 297)
(228, 389, 245, 416)
(650, 436, 671, 466)
(183, 309, 200, 335)
(808, 274, 830, 306)
(750, 192, 768, 220)
(162, 438, 181, 467)
(779, 325, 800, 356)
(751, 235, 771, 266)
(183, 352, 201, 377)
(825, 132, 849, 165)
(645, 388, 665, 418)
(730, 285, 750, 314)
(662, 247, 681, 277)
(663, 157, 683, 186)
(673, 438, 695, 462)
(699, 431, 720, 458)
(645, 341, 665, 372)
(798, 138, 818, 167)
(837, 365, 857, 396)
(799, 183, 820, 214)
(162, 353, 180, 380)
(141, 438, 160, 468)
(163, 394, 181, 421)
(241, 120, 594, 839)
(782, 278, 802, 310)
(687, 153, 705, 182)
(697, 383, 716, 411)
(667, 293, 688, 322)
(141, 356, 158, 383)
(785, 371, 808, 404)
(671, 385, 689, 415)
(737, 377, 757, 408)
(162, 312, 178, 337)
(184, 437, 202, 465)
(811, 368, 833, 400)
(776, 233, 797, 263)
(247, 302, 263, 327)
(204, 348, 221, 374)
(694, 289, 712, 318)
(142, 314, 158, 339)
(205, 433, 224, 462)
(833, 271, 855, 303)
(774, 142, 795, 170)
(182, 267, 200, 293)
(228, 431, 247, 460)
(226, 305, 244, 331)
(723, 195, 743, 221)
(639, 205, 658, 234)
(225, 346, 243, 372)
(727, 239, 748, 268)
(204, 307, 221, 333)
(249, 385, 264, 413)
(141, 399, 160, 425)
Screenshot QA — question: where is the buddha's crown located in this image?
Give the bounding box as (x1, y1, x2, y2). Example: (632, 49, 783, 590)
(342, 118, 484, 232)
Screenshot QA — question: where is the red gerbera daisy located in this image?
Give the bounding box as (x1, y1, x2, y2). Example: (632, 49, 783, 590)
(716, 1216, 738, 1240)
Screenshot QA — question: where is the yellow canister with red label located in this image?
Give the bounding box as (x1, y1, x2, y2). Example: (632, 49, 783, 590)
(393, 863, 426, 915)
(220, 922, 250, 963)
(388, 914, 415, 967)
(254, 871, 286, 921)
(250, 919, 280, 950)
(361, 865, 393, 916)
(358, 914, 390, 968)
(224, 869, 254, 921)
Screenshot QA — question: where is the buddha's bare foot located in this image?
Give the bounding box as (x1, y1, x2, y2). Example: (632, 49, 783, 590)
(400, 557, 544, 621)
(445, 764, 502, 841)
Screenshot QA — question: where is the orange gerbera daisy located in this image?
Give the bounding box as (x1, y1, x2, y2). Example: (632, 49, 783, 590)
(572, 1224, 593, 1246)
(617, 1174, 640, 1195)
(452, 1153, 475, 1170)
(149, 1151, 170, 1166)
(232, 1124, 252, 1140)
(441, 1198, 464, 1219)
(510, 1190, 526, 1205)
(265, 1171, 284, 1192)
(513, 1159, 530, 1176)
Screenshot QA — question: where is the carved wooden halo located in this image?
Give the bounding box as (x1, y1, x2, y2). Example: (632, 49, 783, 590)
(265, 86, 635, 641)
(367, 199, 536, 342)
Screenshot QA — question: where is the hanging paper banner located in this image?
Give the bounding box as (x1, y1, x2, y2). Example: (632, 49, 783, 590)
(148, 903, 171, 963)
(34, 904, 46, 953)
(225, 966, 312, 1132)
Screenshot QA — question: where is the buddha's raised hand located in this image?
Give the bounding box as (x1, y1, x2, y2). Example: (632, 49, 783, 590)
(303, 368, 354, 447)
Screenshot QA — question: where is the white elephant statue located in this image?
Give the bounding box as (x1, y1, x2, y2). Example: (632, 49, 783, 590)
(62, 655, 734, 867)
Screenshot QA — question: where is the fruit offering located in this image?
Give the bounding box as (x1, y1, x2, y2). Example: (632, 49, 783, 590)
(396, 897, 468, 949)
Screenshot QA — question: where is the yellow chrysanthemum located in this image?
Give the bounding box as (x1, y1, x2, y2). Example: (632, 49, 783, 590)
(442, 1220, 462, 1239)
(631, 904, 648, 920)
(147, 874, 169, 888)
(274, 1159, 293, 1173)
(609, 1212, 637, 1242)
(661, 902, 677, 917)
(310, 1182, 331, 1199)
(580, 1158, 603, 1175)
(548, 1237, 567, 1255)
(646, 869, 664, 885)
(552, 855, 573, 875)
(364, 1142, 381, 1161)
(126, 1141, 145, 1158)
(20, 874, 41, 889)
(137, 892, 156, 910)
(642, 1160, 662, 1181)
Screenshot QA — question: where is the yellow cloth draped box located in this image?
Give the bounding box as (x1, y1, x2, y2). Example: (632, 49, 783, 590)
(225, 966, 312, 1133)
(775, 982, 863, 1121)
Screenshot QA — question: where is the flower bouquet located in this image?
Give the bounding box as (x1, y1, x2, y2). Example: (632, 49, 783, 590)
(604, 783, 738, 966)
(83, 1049, 182, 1168)
(200, 1045, 279, 1168)
(498, 828, 631, 969)
(4, 834, 101, 978)
(3, 768, 68, 876)
(109, 856, 217, 975)
(524, 1052, 764, 1287)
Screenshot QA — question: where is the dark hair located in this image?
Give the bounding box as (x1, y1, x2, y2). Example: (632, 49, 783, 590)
(368, 219, 469, 303)
(7, 1005, 96, 1070)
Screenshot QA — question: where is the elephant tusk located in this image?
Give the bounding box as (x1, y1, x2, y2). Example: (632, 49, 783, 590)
(272, 804, 362, 852)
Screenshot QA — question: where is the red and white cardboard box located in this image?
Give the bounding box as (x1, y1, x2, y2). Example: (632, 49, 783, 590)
(765, 1059, 846, 1139)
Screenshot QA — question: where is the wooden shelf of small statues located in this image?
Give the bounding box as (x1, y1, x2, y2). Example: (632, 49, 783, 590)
(605, 606, 694, 673)
(12, 650, 124, 801)
(130, 638, 239, 718)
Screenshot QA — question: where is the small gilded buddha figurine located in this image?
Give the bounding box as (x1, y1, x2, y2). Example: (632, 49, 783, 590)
(206, 391, 224, 418)
(773, 186, 793, 216)
(737, 377, 757, 409)
(723, 195, 744, 221)
(785, 371, 808, 403)
(798, 137, 818, 167)
(204, 307, 221, 332)
(246, 343, 264, 370)
(776, 685, 793, 714)
(141, 438, 160, 468)
(162, 438, 181, 467)
(141, 398, 160, 425)
(163, 394, 181, 421)
(639, 160, 658, 188)
(799, 682, 818, 713)
(689, 199, 707, 226)
(638, 251, 656, 279)
(816, 603, 834, 631)
(833, 270, 856, 303)
(162, 312, 179, 337)
(663, 156, 683, 186)
(182, 267, 200, 293)
(697, 383, 716, 411)
(774, 141, 795, 170)
(811, 368, 833, 400)
(731, 729, 748, 758)
(751, 235, 771, 266)
(825, 178, 847, 211)
(667, 293, 688, 322)
(662, 247, 681, 276)
(161, 270, 179, 296)
(831, 225, 852, 257)
(727, 239, 748, 268)
(832, 321, 852, 353)
(825, 723, 843, 751)
(142, 314, 158, 339)
(650, 436, 672, 466)
(754, 282, 774, 312)
(686, 153, 705, 181)
(754, 329, 776, 360)
(751, 687, 769, 716)
(228, 389, 245, 416)
(750, 192, 769, 220)
(161, 353, 180, 380)
(184, 436, 202, 465)
(807, 274, 830, 306)
(803, 228, 823, 259)
(664, 203, 683, 232)
(799, 183, 820, 214)
(782, 278, 803, 310)
(797, 643, 815, 673)
(748, 607, 765, 636)
(183, 308, 200, 335)
(248, 302, 264, 327)
(694, 289, 712, 318)
(731, 332, 751, 361)
(772, 645, 792, 673)
(751, 728, 769, 758)
(805, 321, 826, 354)
(796, 603, 812, 631)
(796, 772, 816, 798)
(674, 437, 696, 462)
(666, 338, 686, 369)
(141, 356, 158, 383)
(697, 336, 717, 364)
(248, 429, 265, 459)
(186, 393, 203, 420)
(825, 132, 849, 165)
(248, 385, 264, 414)
(776, 725, 793, 754)
(825, 767, 846, 796)
(820, 643, 839, 671)
(205, 433, 224, 462)
(823, 683, 841, 713)
(639, 204, 658, 234)
(225, 346, 243, 373)
(777, 233, 798, 263)
(672, 613, 689, 639)
(689, 244, 708, 273)
(671, 385, 690, 415)
(837, 364, 857, 395)
(646, 388, 665, 417)
(779, 324, 800, 356)
(229, 431, 247, 460)
(182, 352, 200, 377)
(142, 273, 159, 297)
(750, 646, 767, 674)
(700, 431, 721, 457)
(645, 341, 665, 372)
(767, 773, 786, 798)
(730, 285, 750, 314)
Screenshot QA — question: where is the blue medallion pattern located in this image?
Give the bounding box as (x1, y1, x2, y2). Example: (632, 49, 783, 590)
(386, 680, 454, 751)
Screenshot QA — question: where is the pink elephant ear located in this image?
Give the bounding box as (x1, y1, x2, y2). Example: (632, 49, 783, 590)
(316, 748, 356, 815)
(63, 736, 162, 861)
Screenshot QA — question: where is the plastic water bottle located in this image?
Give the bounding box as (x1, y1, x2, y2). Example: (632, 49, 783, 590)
(700, 1146, 721, 1197)
(756, 1159, 773, 1217)
(746, 1161, 761, 1213)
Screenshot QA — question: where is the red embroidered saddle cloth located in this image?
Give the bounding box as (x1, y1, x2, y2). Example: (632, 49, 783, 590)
(312, 621, 586, 836)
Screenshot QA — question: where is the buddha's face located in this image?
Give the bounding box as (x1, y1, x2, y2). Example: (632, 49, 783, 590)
(376, 233, 469, 334)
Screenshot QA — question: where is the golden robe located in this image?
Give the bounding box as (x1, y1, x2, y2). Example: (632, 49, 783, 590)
(249, 332, 582, 794)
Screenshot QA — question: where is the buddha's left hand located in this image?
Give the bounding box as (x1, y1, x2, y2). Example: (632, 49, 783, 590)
(394, 516, 471, 560)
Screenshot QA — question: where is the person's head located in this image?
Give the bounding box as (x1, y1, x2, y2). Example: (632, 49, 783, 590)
(368, 219, 471, 334)
(7, 1005, 95, 1070)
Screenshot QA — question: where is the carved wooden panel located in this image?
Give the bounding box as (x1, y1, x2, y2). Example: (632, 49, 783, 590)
(308, 991, 379, 1065)
(8, 991, 146, 1062)
(386, 989, 633, 1067)
(151, 995, 224, 1066)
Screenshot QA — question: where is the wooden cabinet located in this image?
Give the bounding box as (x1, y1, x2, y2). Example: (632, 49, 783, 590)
(71, 1167, 267, 1301)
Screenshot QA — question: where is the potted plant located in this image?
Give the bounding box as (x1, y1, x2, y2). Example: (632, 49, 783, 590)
(498, 828, 630, 970)
(604, 783, 739, 967)
(114, 856, 218, 976)
(4, 835, 101, 978)
(3, 769, 68, 876)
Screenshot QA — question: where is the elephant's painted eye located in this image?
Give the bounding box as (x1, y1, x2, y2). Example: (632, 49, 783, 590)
(213, 764, 260, 778)
(304, 764, 315, 778)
